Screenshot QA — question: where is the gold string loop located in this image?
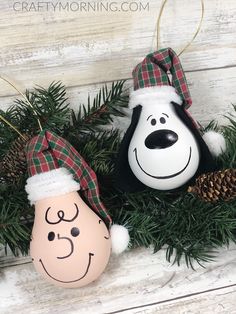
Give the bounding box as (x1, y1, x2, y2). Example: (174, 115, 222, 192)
(156, 0, 205, 56)
(0, 114, 26, 140)
(0, 76, 43, 131)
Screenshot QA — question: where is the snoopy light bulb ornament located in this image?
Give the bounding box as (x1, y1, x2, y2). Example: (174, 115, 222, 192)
(25, 130, 129, 288)
(116, 48, 215, 192)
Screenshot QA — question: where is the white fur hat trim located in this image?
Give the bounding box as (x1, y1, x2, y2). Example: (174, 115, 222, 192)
(202, 131, 227, 157)
(110, 224, 130, 254)
(129, 85, 182, 109)
(25, 167, 80, 204)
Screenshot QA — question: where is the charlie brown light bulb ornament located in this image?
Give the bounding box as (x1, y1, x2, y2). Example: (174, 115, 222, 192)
(116, 48, 215, 192)
(25, 130, 129, 288)
(30, 190, 111, 288)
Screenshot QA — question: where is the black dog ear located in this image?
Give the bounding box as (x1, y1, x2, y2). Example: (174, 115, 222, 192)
(171, 102, 216, 177)
(115, 105, 146, 192)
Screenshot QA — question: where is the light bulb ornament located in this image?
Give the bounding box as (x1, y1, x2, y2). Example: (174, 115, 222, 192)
(25, 130, 129, 288)
(116, 48, 216, 192)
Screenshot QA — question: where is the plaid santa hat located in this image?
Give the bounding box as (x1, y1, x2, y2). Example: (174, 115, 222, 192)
(129, 47, 192, 110)
(25, 130, 129, 253)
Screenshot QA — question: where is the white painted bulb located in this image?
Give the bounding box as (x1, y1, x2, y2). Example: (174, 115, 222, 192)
(128, 103, 200, 190)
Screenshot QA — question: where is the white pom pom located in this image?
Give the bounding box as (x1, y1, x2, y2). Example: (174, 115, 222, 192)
(110, 224, 130, 255)
(202, 131, 226, 157)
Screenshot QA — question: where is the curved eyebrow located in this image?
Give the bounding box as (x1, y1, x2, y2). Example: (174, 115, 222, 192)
(45, 203, 79, 225)
(162, 113, 169, 118)
(147, 115, 153, 121)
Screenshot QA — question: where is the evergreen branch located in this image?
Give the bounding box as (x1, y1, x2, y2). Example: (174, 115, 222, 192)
(9, 81, 71, 134)
(69, 130, 121, 175)
(0, 81, 236, 268)
(71, 80, 128, 132)
(219, 105, 236, 168)
(103, 184, 236, 268)
(0, 183, 32, 255)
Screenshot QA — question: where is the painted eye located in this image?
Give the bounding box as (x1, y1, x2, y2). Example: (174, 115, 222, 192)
(71, 227, 80, 237)
(160, 117, 166, 124)
(151, 118, 156, 126)
(48, 231, 55, 241)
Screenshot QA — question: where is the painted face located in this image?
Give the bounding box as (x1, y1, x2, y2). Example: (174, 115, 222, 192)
(128, 103, 200, 190)
(30, 192, 111, 288)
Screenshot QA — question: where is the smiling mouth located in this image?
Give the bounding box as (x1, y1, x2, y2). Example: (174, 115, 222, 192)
(39, 252, 94, 283)
(133, 147, 192, 179)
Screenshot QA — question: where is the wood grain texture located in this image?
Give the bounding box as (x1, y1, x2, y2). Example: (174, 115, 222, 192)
(1, 244, 236, 314)
(0, 246, 30, 268)
(0, 0, 236, 124)
(122, 286, 236, 314)
(0, 1, 236, 313)
(1, 65, 235, 125)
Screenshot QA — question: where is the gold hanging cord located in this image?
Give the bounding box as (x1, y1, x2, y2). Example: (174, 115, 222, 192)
(156, 0, 205, 56)
(0, 76, 43, 132)
(0, 114, 26, 140)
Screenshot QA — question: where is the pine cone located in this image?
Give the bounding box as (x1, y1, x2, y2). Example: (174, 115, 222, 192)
(0, 133, 32, 183)
(188, 169, 236, 203)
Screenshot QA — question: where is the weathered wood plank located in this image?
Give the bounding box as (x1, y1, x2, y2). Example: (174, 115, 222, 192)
(0, 244, 236, 314)
(0, 0, 236, 96)
(0, 245, 30, 268)
(0, 66, 235, 125)
(120, 286, 236, 314)
(0, 1, 235, 313)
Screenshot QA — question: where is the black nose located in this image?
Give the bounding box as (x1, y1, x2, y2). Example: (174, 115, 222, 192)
(145, 130, 178, 149)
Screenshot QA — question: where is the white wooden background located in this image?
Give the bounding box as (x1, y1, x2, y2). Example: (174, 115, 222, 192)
(1, 0, 236, 313)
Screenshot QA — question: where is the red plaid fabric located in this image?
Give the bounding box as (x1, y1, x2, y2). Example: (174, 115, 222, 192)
(133, 48, 192, 109)
(26, 130, 112, 227)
